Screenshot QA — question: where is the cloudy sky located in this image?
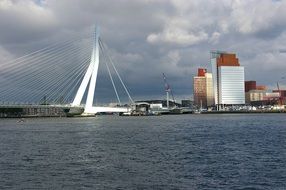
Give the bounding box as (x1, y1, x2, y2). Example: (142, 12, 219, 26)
(0, 0, 286, 103)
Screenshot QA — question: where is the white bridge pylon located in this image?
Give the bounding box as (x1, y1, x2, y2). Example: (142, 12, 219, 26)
(71, 27, 129, 114)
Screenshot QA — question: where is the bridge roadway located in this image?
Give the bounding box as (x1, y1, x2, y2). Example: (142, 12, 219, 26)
(0, 104, 75, 109)
(0, 104, 129, 115)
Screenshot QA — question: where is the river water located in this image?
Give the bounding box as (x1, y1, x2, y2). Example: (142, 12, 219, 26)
(0, 114, 286, 189)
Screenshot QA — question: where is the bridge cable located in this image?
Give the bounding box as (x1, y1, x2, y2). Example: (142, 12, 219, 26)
(99, 39, 134, 104)
(0, 41, 91, 102)
(99, 42, 122, 105)
(0, 33, 93, 103)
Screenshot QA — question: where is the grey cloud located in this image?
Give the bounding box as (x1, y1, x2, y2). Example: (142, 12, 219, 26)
(0, 0, 58, 44)
(0, 0, 286, 103)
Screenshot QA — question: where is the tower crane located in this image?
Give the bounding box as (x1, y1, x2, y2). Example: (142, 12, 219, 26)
(162, 73, 175, 108)
(277, 82, 283, 106)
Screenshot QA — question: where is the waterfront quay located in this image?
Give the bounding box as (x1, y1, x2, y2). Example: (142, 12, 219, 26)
(0, 104, 71, 118)
(0, 103, 285, 118)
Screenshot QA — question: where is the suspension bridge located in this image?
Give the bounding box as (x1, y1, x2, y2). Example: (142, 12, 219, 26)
(0, 26, 133, 117)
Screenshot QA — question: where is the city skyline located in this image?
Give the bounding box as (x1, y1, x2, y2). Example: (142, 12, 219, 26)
(0, 0, 286, 102)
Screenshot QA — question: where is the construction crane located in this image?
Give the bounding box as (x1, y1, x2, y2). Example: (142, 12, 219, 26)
(277, 82, 283, 106)
(162, 73, 175, 108)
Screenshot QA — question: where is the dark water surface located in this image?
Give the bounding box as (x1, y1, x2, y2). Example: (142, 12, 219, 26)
(0, 114, 286, 189)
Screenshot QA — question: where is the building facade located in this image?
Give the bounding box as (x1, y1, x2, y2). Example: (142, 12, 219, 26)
(244, 80, 268, 104)
(193, 68, 214, 108)
(211, 51, 245, 109)
(245, 90, 266, 104)
(181, 100, 194, 108)
(245, 81, 256, 92)
(205, 73, 214, 107)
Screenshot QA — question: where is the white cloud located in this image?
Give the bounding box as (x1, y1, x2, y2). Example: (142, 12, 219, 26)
(229, 0, 286, 35)
(147, 29, 208, 46)
(0, 0, 13, 9)
(0, 0, 55, 24)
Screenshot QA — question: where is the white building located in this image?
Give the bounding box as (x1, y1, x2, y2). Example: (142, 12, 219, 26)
(211, 52, 245, 109)
(218, 66, 245, 105)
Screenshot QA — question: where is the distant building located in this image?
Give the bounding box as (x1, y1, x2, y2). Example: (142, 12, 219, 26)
(135, 100, 181, 108)
(273, 90, 286, 97)
(181, 99, 194, 108)
(205, 73, 214, 106)
(245, 88, 285, 105)
(193, 68, 214, 108)
(245, 80, 267, 92)
(265, 92, 280, 98)
(211, 51, 245, 109)
(256, 85, 267, 91)
(245, 81, 256, 92)
(245, 90, 265, 104)
(244, 80, 268, 103)
(273, 90, 286, 105)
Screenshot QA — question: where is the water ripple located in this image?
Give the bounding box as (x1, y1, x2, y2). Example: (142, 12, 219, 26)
(0, 114, 286, 189)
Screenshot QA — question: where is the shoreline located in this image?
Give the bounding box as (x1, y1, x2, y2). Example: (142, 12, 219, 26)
(201, 110, 286, 114)
(0, 110, 285, 118)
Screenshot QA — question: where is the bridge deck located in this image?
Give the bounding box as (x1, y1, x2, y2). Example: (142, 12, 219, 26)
(0, 104, 130, 114)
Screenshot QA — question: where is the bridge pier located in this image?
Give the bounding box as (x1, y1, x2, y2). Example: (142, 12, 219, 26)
(70, 26, 132, 115)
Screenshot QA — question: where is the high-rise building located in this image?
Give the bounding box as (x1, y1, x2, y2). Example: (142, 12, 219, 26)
(193, 68, 214, 108)
(205, 73, 214, 107)
(211, 51, 245, 109)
